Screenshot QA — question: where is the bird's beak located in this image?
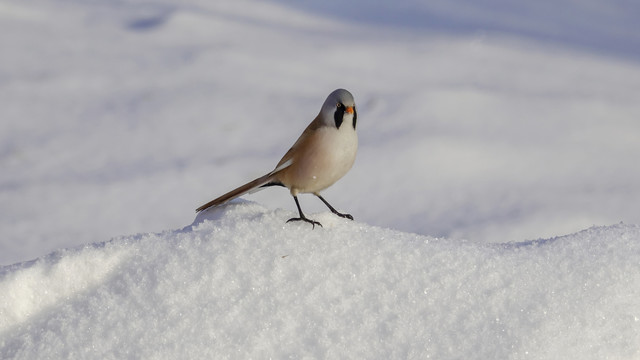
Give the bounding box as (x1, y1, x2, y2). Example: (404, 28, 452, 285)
(345, 106, 354, 114)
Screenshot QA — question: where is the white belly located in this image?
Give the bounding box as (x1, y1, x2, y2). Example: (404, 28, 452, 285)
(289, 121, 357, 194)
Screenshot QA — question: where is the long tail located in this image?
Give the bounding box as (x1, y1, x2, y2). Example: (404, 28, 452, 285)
(196, 173, 279, 212)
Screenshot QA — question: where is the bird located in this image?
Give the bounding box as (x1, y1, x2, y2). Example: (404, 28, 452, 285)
(196, 88, 358, 228)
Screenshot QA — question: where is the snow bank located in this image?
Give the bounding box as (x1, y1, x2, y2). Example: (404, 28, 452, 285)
(2, 203, 639, 359)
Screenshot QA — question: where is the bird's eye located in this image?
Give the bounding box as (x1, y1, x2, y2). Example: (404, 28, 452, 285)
(336, 103, 342, 108)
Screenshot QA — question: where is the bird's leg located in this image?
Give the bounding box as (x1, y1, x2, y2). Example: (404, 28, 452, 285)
(287, 196, 322, 228)
(315, 194, 354, 220)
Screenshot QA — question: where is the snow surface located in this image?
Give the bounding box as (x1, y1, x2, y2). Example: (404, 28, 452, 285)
(2, 0, 640, 357)
(2, 204, 640, 359)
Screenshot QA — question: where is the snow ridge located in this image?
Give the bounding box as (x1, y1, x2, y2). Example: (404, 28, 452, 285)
(1, 203, 639, 359)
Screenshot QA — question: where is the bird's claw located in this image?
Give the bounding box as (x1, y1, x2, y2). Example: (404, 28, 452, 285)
(287, 217, 323, 229)
(336, 213, 354, 220)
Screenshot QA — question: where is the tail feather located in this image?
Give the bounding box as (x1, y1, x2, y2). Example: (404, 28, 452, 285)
(196, 173, 275, 212)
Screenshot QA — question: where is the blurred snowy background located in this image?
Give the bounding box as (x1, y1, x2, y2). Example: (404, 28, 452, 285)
(2, 1, 640, 358)
(2, 0, 640, 265)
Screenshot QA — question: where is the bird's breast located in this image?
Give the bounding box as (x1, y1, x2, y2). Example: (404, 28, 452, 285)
(285, 125, 357, 193)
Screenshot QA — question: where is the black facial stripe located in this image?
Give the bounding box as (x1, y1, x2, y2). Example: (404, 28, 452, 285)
(352, 108, 357, 129)
(334, 103, 345, 128)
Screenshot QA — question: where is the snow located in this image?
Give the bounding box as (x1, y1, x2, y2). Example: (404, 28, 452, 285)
(2, 0, 640, 357)
(2, 204, 639, 359)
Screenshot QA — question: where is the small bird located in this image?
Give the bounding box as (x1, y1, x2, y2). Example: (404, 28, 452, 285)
(196, 88, 358, 228)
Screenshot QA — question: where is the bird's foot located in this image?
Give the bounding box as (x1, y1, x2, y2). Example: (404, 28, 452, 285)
(287, 217, 323, 229)
(333, 212, 354, 221)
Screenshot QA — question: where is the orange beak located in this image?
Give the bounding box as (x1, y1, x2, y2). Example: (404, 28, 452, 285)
(345, 106, 354, 114)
